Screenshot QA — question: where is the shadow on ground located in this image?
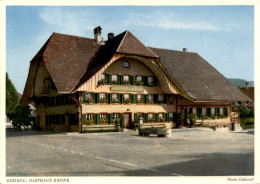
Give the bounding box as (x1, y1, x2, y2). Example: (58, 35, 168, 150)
(6, 128, 68, 137)
(122, 152, 254, 176)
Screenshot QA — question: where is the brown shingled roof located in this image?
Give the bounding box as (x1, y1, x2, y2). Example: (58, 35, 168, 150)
(43, 33, 101, 92)
(149, 47, 251, 102)
(117, 31, 158, 58)
(22, 29, 251, 104)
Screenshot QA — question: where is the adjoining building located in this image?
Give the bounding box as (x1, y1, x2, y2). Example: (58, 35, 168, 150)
(21, 26, 251, 132)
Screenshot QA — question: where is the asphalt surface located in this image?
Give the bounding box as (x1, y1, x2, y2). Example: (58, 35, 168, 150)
(6, 127, 254, 176)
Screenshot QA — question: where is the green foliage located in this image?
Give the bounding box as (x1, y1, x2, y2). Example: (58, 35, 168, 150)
(12, 105, 33, 130)
(6, 73, 19, 118)
(187, 113, 196, 127)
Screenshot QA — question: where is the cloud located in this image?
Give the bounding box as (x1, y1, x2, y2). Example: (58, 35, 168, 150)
(38, 7, 101, 36)
(123, 12, 230, 32)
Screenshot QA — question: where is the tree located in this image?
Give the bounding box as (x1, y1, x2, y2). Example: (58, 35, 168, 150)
(12, 105, 33, 130)
(6, 72, 19, 118)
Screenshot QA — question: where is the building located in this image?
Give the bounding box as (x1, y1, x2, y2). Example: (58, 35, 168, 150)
(21, 26, 251, 132)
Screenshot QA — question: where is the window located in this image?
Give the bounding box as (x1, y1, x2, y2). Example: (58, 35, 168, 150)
(100, 114, 107, 120)
(123, 75, 130, 84)
(85, 93, 94, 103)
(100, 93, 107, 103)
(159, 113, 164, 122)
(86, 114, 93, 121)
(169, 113, 174, 120)
(100, 93, 106, 99)
(158, 95, 164, 102)
(112, 93, 119, 103)
(148, 94, 154, 103)
(101, 73, 106, 80)
(137, 94, 144, 103)
(112, 75, 118, 82)
(137, 76, 143, 82)
(148, 113, 154, 122)
(113, 113, 119, 121)
(124, 94, 130, 100)
(148, 77, 154, 83)
(136, 76, 143, 85)
(123, 61, 130, 68)
(168, 95, 174, 104)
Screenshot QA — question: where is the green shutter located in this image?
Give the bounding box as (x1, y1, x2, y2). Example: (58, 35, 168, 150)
(119, 75, 123, 85)
(106, 74, 109, 85)
(94, 114, 97, 125)
(154, 94, 158, 104)
(82, 114, 86, 125)
(130, 94, 134, 104)
(154, 77, 157, 86)
(144, 76, 148, 86)
(107, 93, 112, 104)
(96, 114, 100, 125)
(134, 94, 137, 103)
(144, 94, 147, 104)
(130, 76, 134, 85)
(108, 74, 112, 85)
(119, 93, 123, 104)
(224, 108, 228, 116)
(133, 76, 137, 85)
(165, 113, 169, 122)
(108, 113, 113, 124)
(155, 113, 159, 123)
(119, 113, 124, 127)
(164, 95, 168, 104)
(134, 113, 138, 122)
(144, 113, 148, 123)
(82, 93, 86, 103)
(95, 93, 100, 104)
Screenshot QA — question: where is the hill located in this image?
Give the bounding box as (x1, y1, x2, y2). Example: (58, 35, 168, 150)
(228, 78, 254, 88)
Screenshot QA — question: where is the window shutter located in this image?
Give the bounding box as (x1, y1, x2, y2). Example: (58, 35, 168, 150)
(130, 76, 134, 85)
(119, 93, 123, 104)
(82, 93, 86, 103)
(165, 113, 169, 122)
(96, 114, 100, 125)
(108, 113, 112, 124)
(224, 108, 228, 116)
(119, 75, 123, 85)
(155, 113, 159, 122)
(107, 93, 111, 104)
(144, 113, 148, 123)
(120, 113, 124, 126)
(154, 77, 157, 86)
(93, 114, 97, 125)
(144, 76, 148, 86)
(94, 93, 99, 104)
(106, 74, 109, 85)
(133, 76, 137, 85)
(154, 94, 158, 104)
(134, 113, 138, 123)
(164, 94, 168, 104)
(130, 94, 134, 104)
(134, 94, 137, 103)
(82, 114, 86, 125)
(144, 94, 148, 104)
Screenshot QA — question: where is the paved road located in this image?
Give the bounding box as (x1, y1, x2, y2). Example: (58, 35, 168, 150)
(6, 128, 254, 176)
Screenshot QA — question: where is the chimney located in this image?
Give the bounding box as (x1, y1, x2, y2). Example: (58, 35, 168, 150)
(245, 81, 249, 89)
(94, 26, 102, 44)
(107, 33, 114, 40)
(183, 48, 187, 52)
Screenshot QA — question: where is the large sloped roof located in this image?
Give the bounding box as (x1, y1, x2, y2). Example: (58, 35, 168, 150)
(149, 47, 251, 102)
(22, 29, 251, 104)
(42, 33, 101, 92)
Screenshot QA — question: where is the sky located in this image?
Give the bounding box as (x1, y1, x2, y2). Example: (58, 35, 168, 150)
(6, 6, 254, 94)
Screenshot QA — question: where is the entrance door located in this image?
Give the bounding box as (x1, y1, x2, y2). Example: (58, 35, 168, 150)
(124, 113, 131, 128)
